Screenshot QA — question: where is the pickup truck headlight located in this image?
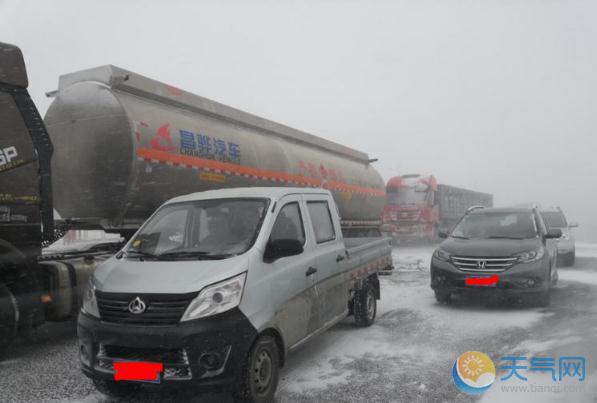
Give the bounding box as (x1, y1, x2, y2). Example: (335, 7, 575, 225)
(181, 273, 247, 322)
(81, 279, 100, 318)
(515, 247, 545, 263)
(434, 248, 451, 262)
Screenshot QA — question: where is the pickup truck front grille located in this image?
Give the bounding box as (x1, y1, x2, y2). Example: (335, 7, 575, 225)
(95, 291, 197, 326)
(96, 344, 192, 380)
(101, 344, 189, 363)
(451, 256, 518, 273)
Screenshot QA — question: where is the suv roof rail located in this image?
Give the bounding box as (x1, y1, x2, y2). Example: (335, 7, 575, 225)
(466, 205, 486, 213)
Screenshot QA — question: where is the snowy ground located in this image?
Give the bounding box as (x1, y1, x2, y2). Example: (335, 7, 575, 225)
(2, 244, 597, 402)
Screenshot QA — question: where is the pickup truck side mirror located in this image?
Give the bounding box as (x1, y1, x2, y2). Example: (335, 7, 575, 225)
(264, 239, 303, 262)
(545, 228, 562, 239)
(569, 221, 579, 228)
(438, 231, 448, 239)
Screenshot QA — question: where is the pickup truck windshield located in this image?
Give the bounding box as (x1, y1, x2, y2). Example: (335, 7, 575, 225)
(451, 212, 538, 240)
(126, 198, 269, 259)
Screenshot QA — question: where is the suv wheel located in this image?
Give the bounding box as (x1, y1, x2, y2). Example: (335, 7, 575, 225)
(566, 251, 575, 267)
(534, 268, 552, 307)
(434, 289, 451, 304)
(535, 289, 551, 307)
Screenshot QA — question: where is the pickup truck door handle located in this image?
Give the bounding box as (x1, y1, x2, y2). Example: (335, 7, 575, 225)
(336, 254, 345, 262)
(306, 266, 318, 276)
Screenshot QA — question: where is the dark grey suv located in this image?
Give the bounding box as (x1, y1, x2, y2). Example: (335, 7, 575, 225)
(430, 207, 562, 306)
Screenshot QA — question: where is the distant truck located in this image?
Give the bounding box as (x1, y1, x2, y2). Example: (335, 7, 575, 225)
(381, 174, 493, 242)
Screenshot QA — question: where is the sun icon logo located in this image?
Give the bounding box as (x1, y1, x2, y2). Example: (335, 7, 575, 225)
(462, 354, 485, 377)
(452, 351, 496, 395)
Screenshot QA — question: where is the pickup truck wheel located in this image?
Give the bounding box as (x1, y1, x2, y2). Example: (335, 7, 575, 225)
(0, 285, 18, 359)
(354, 284, 376, 327)
(234, 334, 279, 403)
(92, 379, 140, 398)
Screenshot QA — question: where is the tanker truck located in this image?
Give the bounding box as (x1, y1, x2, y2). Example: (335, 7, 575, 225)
(0, 42, 387, 356)
(381, 174, 493, 242)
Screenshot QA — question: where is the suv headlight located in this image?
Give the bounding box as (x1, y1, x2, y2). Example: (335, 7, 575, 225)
(181, 272, 247, 322)
(434, 248, 451, 262)
(515, 247, 545, 263)
(81, 279, 100, 318)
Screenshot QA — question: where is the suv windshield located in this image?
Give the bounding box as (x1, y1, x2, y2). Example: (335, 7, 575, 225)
(541, 211, 567, 228)
(451, 212, 538, 239)
(126, 198, 268, 259)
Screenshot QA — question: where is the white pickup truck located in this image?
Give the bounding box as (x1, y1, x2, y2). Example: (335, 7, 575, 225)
(77, 187, 392, 402)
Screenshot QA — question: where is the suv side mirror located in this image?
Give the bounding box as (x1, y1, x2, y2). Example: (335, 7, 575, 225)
(569, 221, 579, 228)
(264, 239, 303, 262)
(438, 231, 448, 239)
(545, 228, 562, 239)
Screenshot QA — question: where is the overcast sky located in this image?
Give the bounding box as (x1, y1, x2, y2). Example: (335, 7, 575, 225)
(1, 0, 596, 240)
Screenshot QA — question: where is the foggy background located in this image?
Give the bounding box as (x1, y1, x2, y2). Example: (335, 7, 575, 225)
(1, 0, 595, 241)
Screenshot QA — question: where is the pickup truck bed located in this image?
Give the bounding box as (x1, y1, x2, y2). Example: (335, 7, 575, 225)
(344, 237, 394, 275)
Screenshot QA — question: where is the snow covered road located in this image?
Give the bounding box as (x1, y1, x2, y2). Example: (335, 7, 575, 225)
(2, 245, 597, 402)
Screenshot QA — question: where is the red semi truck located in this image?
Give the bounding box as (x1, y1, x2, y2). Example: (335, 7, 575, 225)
(381, 174, 493, 242)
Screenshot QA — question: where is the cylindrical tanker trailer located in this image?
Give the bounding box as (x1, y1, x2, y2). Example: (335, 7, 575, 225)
(45, 65, 385, 237)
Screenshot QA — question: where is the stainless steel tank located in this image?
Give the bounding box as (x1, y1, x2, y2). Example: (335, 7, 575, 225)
(44, 66, 385, 233)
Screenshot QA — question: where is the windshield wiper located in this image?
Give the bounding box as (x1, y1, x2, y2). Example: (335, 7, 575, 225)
(486, 236, 525, 240)
(156, 251, 235, 260)
(123, 250, 161, 260)
(450, 235, 469, 239)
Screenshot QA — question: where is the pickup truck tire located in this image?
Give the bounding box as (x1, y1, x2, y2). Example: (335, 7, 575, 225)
(0, 284, 18, 359)
(354, 283, 376, 327)
(92, 379, 140, 398)
(234, 334, 279, 403)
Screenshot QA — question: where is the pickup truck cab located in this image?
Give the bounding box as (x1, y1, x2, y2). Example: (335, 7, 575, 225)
(77, 187, 392, 402)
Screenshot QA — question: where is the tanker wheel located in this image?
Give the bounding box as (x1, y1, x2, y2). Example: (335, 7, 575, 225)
(0, 284, 19, 359)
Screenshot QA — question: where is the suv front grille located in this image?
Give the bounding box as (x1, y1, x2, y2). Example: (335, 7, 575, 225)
(451, 256, 518, 272)
(95, 291, 197, 325)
